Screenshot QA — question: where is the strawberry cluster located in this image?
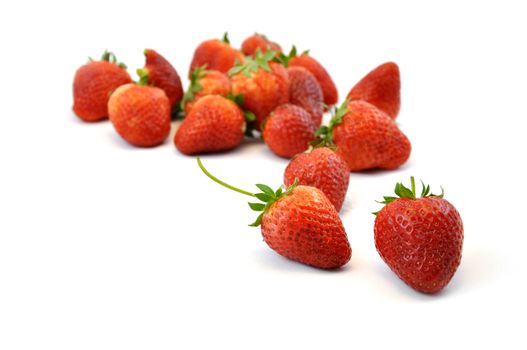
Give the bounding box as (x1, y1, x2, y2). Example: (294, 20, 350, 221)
(72, 33, 464, 294)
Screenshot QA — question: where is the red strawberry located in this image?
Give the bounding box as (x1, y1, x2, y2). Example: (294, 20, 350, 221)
(108, 83, 171, 147)
(374, 177, 463, 293)
(137, 49, 183, 111)
(284, 147, 349, 211)
(230, 50, 290, 131)
(263, 104, 316, 158)
(189, 33, 245, 76)
(287, 66, 324, 127)
(280, 46, 338, 108)
(241, 33, 282, 56)
(314, 100, 411, 171)
(175, 95, 245, 155)
(197, 159, 352, 269)
(181, 66, 232, 115)
(72, 51, 132, 122)
(347, 62, 401, 119)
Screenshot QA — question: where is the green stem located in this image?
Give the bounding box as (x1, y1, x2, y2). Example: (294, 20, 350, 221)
(197, 158, 256, 197)
(136, 68, 150, 86)
(410, 176, 416, 198)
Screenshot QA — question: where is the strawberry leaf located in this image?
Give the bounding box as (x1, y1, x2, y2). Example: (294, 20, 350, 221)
(244, 111, 256, 122)
(310, 99, 350, 150)
(373, 177, 446, 215)
(255, 193, 272, 202)
(380, 196, 398, 204)
(222, 32, 230, 44)
(249, 213, 264, 227)
(420, 180, 430, 197)
(228, 65, 245, 77)
(256, 184, 274, 195)
(226, 92, 245, 106)
(315, 126, 329, 136)
(229, 48, 276, 77)
(99, 50, 127, 69)
(394, 183, 415, 199)
(179, 65, 207, 114)
(273, 45, 298, 67)
(290, 45, 297, 58)
(248, 202, 266, 211)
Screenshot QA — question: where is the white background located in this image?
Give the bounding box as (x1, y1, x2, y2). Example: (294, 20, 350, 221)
(1, 1, 526, 349)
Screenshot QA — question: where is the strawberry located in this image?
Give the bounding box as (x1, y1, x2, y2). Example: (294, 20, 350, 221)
(374, 177, 463, 293)
(278, 46, 338, 108)
(262, 104, 316, 158)
(108, 82, 171, 147)
(314, 100, 411, 171)
(137, 49, 183, 111)
(197, 159, 352, 269)
(189, 33, 245, 76)
(181, 66, 232, 115)
(175, 95, 246, 155)
(230, 49, 290, 131)
(241, 33, 282, 56)
(287, 66, 324, 127)
(72, 51, 132, 122)
(284, 147, 349, 211)
(347, 62, 400, 119)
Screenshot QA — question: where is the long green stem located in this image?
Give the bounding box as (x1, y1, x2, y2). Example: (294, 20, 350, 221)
(410, 176, 416, 198)
(197, 158, 256, 197)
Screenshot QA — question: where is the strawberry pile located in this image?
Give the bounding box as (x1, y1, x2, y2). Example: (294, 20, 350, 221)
(72, 33, 464, 294)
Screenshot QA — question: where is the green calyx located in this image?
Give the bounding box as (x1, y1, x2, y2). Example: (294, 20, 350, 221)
(222, 32, 230, 44)
(98, 50, 127, 69)
(247, 179, 298, 227)
(310, 99, 350, 149)
(373, 176, 445, 215)
(274, 45, 309, 67)
(274, 45, 296, 67)
(243, 110, 257, 137)
(225, 92, 257, 137)
(228, 48, 276, 77)
(226, 91, 244, 106)
(179, 65, 207, 113)
(136, 68, 150, 86)
(197, 158, 298, 227)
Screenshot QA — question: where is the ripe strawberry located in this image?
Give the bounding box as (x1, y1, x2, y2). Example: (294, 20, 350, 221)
(189, 33, 245, 76)
(197, 159, 352, 269)
(278, 46, 338, 108)
(241, 33, 282, 56)
(137, 49, 183, 111)
(347, 62, 400, 119)
(108, 83, 171, 147)
(262, 104, 316, 158)
(284, 147, 349, 211)
(374, 177, 463, 293)
(314, 100, 411, 171)
(181, 66, 232, 115)
(287, 66, 324, 127)
(72, 51, 132, 122)
(175, 95, 245, 155)
(230, 50, 290, 131)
